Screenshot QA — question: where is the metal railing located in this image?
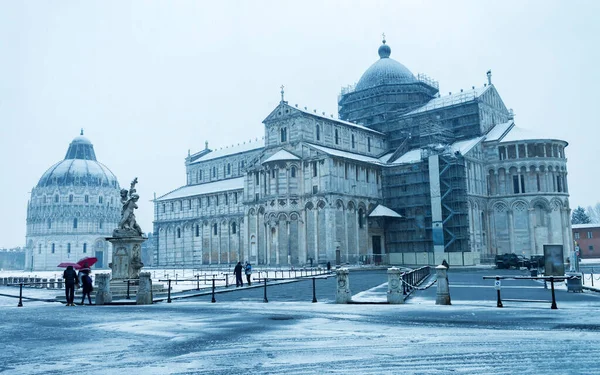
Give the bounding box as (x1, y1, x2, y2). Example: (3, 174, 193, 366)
(482, 275, 580, 309)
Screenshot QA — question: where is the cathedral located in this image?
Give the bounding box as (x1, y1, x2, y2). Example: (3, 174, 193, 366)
(25, 133, 121, 270)
(153, 39, 572, 267)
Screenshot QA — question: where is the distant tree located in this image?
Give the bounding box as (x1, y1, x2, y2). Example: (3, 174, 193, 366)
(572, 206, 591, 224)
(586, 203, 600, 224)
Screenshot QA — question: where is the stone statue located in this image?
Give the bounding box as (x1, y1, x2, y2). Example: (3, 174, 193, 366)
(113, 177, 143, 237)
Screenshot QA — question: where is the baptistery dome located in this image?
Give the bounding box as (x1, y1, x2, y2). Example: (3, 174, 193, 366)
(37, 135, 119, 188)
(25, 132, 121, 271)
(355, 40, 417, 91)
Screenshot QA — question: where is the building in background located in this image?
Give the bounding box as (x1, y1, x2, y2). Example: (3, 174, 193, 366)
(0, 247, 26, 270)
(572, 224, 600, 259)
(154, 39, 572, 267)
(25, 132, 121, 270)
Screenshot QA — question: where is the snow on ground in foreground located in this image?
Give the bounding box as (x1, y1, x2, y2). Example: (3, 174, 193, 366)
(1, 292, 600, 375)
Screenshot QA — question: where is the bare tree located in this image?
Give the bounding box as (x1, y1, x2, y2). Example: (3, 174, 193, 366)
(586, 203, 600, 224)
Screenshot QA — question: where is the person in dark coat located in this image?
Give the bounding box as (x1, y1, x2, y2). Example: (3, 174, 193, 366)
(80, 269, 94, 305)
(63, 265, 79, 306)
(234, 262, 244, 287)
(244, 262, 252, 286)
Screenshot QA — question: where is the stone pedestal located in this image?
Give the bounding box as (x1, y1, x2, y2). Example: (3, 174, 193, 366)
(335, 268, 352, 304)
(435, 265, 451, 305)
(136, 272, 153, 305)
(106, 236, 147, 281)
(95, 273, 112, 305)
(387, 267, 404, 304)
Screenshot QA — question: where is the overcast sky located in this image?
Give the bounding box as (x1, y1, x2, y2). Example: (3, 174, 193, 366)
(1, 0, 599, 249)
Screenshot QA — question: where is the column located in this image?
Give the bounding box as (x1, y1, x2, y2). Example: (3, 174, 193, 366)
(299, 209, 307, 264)
(344, 206, 349, 263)
(528, 208, 537, 254)
(355, 209, 360, 261)
(275, 222, 280, 265)
(325, 206, 335, 262)
(508, 209, 515, 254)
(547, 210, 554, 243)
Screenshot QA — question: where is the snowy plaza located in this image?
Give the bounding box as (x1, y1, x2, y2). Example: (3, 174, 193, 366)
(2, 267, 600, 375)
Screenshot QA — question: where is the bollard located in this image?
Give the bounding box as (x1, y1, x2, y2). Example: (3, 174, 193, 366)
(550, 277, 557, 309)
(263, 278, 268, 303)
(167, 279, 172, 303)
(387, 267, 404, 304)
(95, 273, 112, 305)
(495, 276, 503, 308)
(136, 272, 153, 305)
(335, 268, 351, 304)
(196, 274, 200, 291)
(18, 283, 23, 307)
(211, 278, 216, 303)
(312, 277, 317, 303)
(126, 280, 131, 299)
(435, 265, 451, 305)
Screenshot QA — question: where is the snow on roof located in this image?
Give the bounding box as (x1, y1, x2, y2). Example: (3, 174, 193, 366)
(389, 149, 423, 164)
(405, 85, 491, 116)
(450, 136, 484, 155)
(290, 104, 385, 136)
(484, 120, 514, 142)
(499, 126, 565, 143)
(262, 149, 300, 164)
(572, 223, 600, 229)
(387, 136, 482, 166)
(156, 177, 244, 201)
(191, 139, 265, 164)
(306, 143, 385, 165)
(369, 204, 402, 218)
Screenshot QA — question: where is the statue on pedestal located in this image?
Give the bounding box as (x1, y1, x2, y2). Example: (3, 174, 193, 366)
(113, 177, 143, 237)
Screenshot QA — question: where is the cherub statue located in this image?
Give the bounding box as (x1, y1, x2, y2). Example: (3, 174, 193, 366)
(117, 177, 143, 236)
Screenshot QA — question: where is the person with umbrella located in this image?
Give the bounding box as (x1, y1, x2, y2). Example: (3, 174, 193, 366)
(79, 267, 94, 305)
(63, 265, 79, 306)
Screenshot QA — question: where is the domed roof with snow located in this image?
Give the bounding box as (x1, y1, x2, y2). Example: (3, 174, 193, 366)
(36, 133, 119, 188)
(355, 39, 417, 91)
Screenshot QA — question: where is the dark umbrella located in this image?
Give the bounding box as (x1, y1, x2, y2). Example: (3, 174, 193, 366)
(77, 257, 98, 268)
(57, 262, 82, 269)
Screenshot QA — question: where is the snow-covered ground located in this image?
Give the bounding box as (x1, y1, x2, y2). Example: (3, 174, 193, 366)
(1, 266, 600, 375)
(1, 291, 599, 374)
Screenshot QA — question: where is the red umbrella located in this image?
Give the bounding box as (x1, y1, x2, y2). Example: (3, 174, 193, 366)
(77, 257, 98, 269)
(57, 262, 82, 269)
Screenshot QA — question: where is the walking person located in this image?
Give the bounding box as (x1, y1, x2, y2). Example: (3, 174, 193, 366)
(63, 265, 79, 306)
(245, 262, 252, 286)
(80, 269, 94, 305)
(234, 261, 244, 287)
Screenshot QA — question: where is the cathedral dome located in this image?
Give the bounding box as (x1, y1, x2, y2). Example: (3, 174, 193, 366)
(36, 133, 119, 188)
(355, 40, 416, 91)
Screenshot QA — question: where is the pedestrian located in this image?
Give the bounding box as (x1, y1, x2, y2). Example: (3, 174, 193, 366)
(234, 261, 244, 287)
(80, 269, 94, 305)
(63, 265, 79, 306)
(245, 262, 252, 286)
(327, 261, 331, 272)
(77, 262, 90, 286)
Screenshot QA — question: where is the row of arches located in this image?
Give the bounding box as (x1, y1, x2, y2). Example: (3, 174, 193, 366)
(156, 217, 244, 266)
